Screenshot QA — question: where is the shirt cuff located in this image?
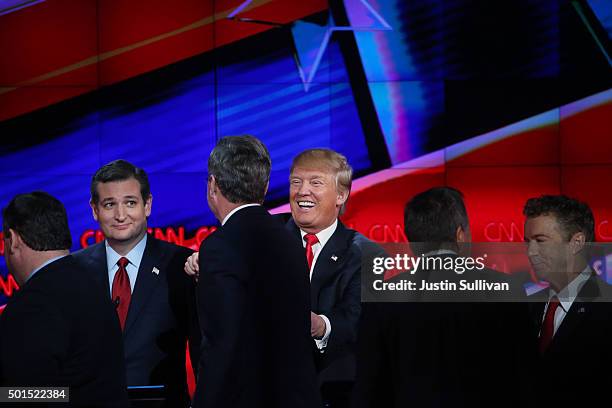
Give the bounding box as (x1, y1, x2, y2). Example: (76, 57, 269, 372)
(314, 314, 331, 350)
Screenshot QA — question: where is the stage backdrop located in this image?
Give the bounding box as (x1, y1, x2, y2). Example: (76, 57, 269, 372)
(1, 0, 611, 304)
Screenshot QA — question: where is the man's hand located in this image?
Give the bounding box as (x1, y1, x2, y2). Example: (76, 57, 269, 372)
(184, 252, 200, 282)
(310, 312, 326, 339)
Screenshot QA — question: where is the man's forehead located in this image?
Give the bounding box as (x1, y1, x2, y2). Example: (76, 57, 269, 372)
(290, 165, 335, 178)
(525, 214, 563, 234)
(96, 179, 141, 198)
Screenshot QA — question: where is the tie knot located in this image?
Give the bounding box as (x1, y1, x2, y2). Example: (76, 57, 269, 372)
(548, 296, 560, 310)
(118, 257, 130, 268)
(304, 233, 319, 246)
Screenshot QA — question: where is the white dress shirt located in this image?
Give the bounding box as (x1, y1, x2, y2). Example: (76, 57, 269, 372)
(300, 219, 338, 350)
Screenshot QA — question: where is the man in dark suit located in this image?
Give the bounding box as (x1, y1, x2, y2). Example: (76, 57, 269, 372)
(523, 195, 612, 406)
(192, 136, 320, 408)
(353, 187, 532, 408)
(185, 148, 380, 407)
(72, 160, 198, 407)
(287, 148, 383, 407)
(0, 191, 128, 407)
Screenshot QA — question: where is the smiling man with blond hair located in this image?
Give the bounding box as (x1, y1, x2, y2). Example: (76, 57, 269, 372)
(286, 148, 382, 408)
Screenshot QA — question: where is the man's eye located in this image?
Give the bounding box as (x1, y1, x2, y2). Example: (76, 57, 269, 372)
(126, 201, 137, 207)
(103, 203, 114, 209)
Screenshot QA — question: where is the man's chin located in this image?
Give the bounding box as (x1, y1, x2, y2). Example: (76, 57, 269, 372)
(293, 215, 314, 227)
(108, 232, 140, 244)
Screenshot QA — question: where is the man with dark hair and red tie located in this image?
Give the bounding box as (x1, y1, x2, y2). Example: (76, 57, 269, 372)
(73, 159, 198, 407)
(523, 194, 612, 406)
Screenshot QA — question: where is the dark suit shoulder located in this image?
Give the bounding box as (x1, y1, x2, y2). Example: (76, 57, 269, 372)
(72, 240, 104, 258)
(24, 256, 107, 306)
(347, 228, 385, 257)
(578, 274, 612, 302)
(150, 235, 194, 257)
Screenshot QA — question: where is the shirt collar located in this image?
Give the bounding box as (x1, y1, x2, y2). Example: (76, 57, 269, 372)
(222, 203, 260, 226)
(27, 254, 68, 283)
(549, 266, 592, 312)
(300, 219, 338, 248)
(106, 233, 147, 272)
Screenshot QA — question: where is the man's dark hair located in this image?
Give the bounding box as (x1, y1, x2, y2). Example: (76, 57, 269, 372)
(404, 187, 468, 253)
(523, 195, 595, 242)
(208, 135, 271, 204)
(2, 191, 72, 251)
(91, 159, 151, 204)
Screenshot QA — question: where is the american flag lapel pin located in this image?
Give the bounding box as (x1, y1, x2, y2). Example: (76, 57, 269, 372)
(152, 267, 160, 275)
(331, 255, 338, 262)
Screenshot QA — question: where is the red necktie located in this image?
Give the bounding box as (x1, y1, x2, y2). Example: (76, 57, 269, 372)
(112, 257, 131, 331)
(539, 296, 560, 353)
(304, 233, 319, 271)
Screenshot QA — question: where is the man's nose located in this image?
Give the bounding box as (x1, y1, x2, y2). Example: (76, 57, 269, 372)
(115, 204, 127, 220)
(527, 241, 539, 257)
(297, 182, 310, 196)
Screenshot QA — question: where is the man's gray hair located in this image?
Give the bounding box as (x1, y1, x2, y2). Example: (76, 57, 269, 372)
(208, 135, 271, 204)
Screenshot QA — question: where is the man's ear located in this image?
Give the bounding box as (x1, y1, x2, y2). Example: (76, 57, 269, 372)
(208, 175, 217, 198)
(6, 228, 22, 254)
(336, 188, 349, 207)
(144, 194, 153, 217)
(569, 231, 586, 255)
(90, 199, 99, 222)
(456, 225, 466, 243)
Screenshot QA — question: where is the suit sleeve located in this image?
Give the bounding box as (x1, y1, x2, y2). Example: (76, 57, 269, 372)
(192, 233, 247, 408)
(178, 247, 202, 377)
(326, 240, 386, 350)
(324, 252, 362, 349)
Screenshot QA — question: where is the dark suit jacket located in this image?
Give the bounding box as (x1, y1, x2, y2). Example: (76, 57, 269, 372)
(193, 205, 320, 408)
(286, 218, 383, 384)
(354, 254, 533, 408)
(73, 235, 198, 407)
(528, 274, 612, 407)
(0, 255, 129, 407)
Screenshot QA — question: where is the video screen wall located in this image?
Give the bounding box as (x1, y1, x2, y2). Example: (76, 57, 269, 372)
(1, 0, 611, 307)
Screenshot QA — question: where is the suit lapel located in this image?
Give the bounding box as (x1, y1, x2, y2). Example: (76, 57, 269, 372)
(310, 223, 352, 309)
(285, 218, 353, 307)
(124, 236, 164, 335)
(547, 276, 600, 353)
